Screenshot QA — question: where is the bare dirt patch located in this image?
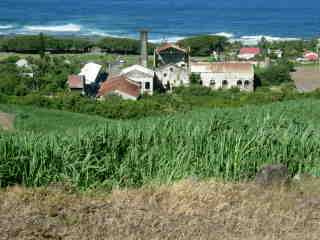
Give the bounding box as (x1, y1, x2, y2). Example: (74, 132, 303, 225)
(1, 179, 320, 240)
(0, 112, 15, 131)
(291, 65, 320, 92)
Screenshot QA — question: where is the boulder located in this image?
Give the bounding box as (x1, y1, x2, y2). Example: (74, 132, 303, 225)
(255, 164, 289, 186)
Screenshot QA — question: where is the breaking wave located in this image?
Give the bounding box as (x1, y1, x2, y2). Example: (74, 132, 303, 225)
(237, 35, 300, 45)
(211, 32, 235, 38)
(23, 24, 81, 33)
(0, 25, 13, 29)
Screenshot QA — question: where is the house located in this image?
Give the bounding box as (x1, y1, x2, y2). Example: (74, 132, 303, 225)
(238, 48, 261, 60)
(97, 75, 141, 100)
(79, 62, 103, 85)
(16, 59, 34, 78)
(154, 43, 190, 68)
(156, 64, 189, 90)
(190, 62, 254, 91)
(304, 52, 319, 61)
(16, 59, 30, 68)
(67, 75, 85, 94)
(68, 62, 107, 96)
(120, 64, 155, 95)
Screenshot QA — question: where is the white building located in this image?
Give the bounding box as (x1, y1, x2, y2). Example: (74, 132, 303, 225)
(79, 62, 102, 85)
(120, 64, 155, 95)
(16, 59, 34, 78)
(156, 64, 190, 90)
(191, 62, 254, 91)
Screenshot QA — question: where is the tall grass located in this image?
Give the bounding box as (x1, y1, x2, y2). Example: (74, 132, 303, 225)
(0, 99, 320, 189)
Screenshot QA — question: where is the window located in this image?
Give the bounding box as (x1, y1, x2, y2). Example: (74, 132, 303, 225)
(237, 80, 242, 87)
(244, 80, 250, 88)
(145, 82, 150, 90)
(164, 73, 167, 77)
(222, 80, 228, 88)
(210, 80, 216, 86)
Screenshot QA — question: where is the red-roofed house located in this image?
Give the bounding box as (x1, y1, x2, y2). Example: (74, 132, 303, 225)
(238, 47, 261, 60)
(67, 75, 85, 94)
(97, 75, 141, 100)
(304, 52, 319, 61)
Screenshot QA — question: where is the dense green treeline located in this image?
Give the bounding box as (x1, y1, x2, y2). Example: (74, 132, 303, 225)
(0, 35, 156, 54)
(178, 35, 229, 56)
(0, 34, 317, 58)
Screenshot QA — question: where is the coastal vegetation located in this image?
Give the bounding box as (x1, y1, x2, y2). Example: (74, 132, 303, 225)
(177, 35, 229, 56)
(0, 35, 156, 55)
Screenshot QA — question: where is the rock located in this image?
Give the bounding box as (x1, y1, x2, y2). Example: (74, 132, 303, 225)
(255, 164, 289, 186)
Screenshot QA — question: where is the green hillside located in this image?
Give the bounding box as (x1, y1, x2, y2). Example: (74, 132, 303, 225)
(0, 99, 319, 189)
(0, 104, 108, 133)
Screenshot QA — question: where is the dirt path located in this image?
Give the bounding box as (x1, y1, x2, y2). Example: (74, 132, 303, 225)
(0, 112, 15, 131)
(291, 66, 320, 92)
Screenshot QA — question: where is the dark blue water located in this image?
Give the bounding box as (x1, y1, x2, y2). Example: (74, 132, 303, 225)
(0, 0, 319, 42)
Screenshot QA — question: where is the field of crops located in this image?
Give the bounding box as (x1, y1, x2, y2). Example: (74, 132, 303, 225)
(0, 99, 320, 189)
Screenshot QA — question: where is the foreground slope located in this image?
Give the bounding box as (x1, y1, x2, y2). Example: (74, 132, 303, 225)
(1, 179, 320, 240)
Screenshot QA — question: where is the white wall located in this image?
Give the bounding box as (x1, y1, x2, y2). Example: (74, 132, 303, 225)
(156, 66, 189, 89)
(199, 72, 254, 91)
(124, 71, 154, 95)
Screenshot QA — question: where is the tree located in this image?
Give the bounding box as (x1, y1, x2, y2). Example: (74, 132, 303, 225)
(177, 35, 229, 56)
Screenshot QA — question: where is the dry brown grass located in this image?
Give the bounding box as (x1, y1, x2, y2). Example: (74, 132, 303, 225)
(291, 65, 320, 92)
(1, 179, 320, 240)
(0, 112, 14, 131)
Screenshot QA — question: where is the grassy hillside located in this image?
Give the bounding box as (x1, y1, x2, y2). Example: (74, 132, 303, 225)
(0, 104, 108, 133)
(0, 99, 320, 189)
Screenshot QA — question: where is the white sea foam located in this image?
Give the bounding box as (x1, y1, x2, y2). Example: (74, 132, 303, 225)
(24, 24, 81, 32)
(211, 32, 234, 38)
(87, 30, 125, 38)
(235, 35, 300, 45)
(150, 36, 186, 43)
(0, 25, 13, 29)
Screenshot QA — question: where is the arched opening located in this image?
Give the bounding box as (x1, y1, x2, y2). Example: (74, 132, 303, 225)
(222, 80, 228, 88)
(244, 80, 250, 88)
(237, 80, 242, 87)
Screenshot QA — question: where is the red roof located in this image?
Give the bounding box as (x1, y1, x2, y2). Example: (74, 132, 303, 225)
(304, 52, 319, 61)
(68, 75, 84, 89)
(239, 48, 261, 55)
(156, 43, 187, 53)
(97, 75, 141, 98)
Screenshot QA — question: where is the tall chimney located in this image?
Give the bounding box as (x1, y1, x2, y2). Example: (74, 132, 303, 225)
(139, 29, 148, 67)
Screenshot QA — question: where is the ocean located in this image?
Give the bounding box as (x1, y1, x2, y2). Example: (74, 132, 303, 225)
(0, 0, 319, 44)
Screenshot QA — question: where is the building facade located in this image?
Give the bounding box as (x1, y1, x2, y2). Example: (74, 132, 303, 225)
(191, 62, 254, 91)
(154, 43, 190, 68)
(156, 64, 189, 90)
(120, 64, 155, 95)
